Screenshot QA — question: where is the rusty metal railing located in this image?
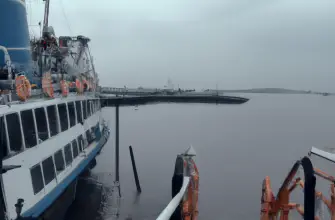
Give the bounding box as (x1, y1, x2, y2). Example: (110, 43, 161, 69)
(261, 147, 335, 220)
(261, 156, 316, 220)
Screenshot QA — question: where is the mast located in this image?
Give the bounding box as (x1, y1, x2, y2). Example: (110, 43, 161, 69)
(43, 0, 50, 31)
(87, 46, 96, 77)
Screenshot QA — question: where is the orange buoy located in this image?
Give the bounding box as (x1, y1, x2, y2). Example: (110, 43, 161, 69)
(60, 80, 69, 97)
(15, 75, 31, 101)
(42, 72, 54, 98)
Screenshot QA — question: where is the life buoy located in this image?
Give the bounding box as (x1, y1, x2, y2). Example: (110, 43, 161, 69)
(76, 79, 83, 94)
(15, 75, 31, 101)
(60, 80, 69, 97)
(42, 72, 54, 98)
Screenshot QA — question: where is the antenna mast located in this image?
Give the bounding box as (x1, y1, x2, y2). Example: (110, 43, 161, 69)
(43, 0, 50, 30)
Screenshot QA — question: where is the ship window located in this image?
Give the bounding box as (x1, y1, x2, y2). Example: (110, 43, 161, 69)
(6, 113, 23, 152)
(96, 100, 99, 112)
(75, 101, 83, 124)
(21, 110, 37, 148)
(54, 149, 65, 173)
(91, 100, 95, 114)
(86, 129, 93, 145)
(47, 105, 59, 137)
(30, 163, 44, 194)
(68, 102, 76, 127)
(64, 144, 73, 166)
(91, 127, 96, 141)
(0, 117, 8, 158)
(87, 100, 92, 116)
(95, 122, 101, 139)
(92, 100, 95, 113)
(34, 108, 49, 141)
(58, 104, 68, 132)
(72, 139, 79, 158)
(78, 135, 84, 152)
(42, 156, 56, 185)
(82, 101, 87, 120)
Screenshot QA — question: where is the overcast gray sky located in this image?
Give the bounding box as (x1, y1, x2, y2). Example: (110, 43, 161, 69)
(28, 0, 335, 91)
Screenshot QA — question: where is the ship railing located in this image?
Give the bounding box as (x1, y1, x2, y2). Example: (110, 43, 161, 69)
(260, 147, 335, 220)
(0, 93, 11, 105)
(156, 176, 190, 220)
(0, 45, 12, 78)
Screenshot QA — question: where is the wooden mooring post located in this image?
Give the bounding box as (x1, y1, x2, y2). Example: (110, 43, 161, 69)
(129, 146, 141, 193)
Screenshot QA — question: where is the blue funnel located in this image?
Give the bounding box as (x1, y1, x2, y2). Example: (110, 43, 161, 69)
(0, 0, 34, 82)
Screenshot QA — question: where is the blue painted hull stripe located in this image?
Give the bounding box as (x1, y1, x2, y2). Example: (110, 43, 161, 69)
(22, 135, 109, 218)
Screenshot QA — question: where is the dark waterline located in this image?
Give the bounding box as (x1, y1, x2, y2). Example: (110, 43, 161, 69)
(67, 94, 335, 219)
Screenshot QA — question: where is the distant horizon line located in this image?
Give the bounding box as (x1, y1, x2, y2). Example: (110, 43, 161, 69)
(102, 85, 330, 93)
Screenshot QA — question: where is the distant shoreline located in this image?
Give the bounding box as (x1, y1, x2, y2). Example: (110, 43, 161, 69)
(206, 88, 332, 95)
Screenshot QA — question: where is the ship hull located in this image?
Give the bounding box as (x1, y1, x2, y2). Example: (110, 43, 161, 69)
(20, 126, 110, 220)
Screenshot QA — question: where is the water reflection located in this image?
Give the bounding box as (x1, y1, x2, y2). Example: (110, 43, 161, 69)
(66, 171, 143, 220)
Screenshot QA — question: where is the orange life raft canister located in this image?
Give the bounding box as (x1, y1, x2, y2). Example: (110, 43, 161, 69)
(60, 80, 69, 97)
(76, 79, 83, 94)
(15, 75, 31, 101)
(42, 72, 54, 98)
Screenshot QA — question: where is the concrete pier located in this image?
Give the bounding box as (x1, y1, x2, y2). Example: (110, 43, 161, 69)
(100, 94, 249, 107)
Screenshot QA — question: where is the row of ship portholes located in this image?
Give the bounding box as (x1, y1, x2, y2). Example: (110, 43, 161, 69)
(30, 124, 100, 195)
(0, 99, 101, 159)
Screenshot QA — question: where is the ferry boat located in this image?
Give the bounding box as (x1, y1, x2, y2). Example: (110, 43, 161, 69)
(0, 0, 110, 219)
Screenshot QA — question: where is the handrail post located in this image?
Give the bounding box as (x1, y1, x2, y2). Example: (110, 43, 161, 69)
(171, 155, 184, 220)
(301, 157, 315, 220)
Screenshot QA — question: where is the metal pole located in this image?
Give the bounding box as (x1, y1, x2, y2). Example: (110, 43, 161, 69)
(129, 146, 141, 193)
(112, 105, 121, 198)
(115, 105, 119, 183)
(0, 117, 5, 220)
(0, 170, 4, 220)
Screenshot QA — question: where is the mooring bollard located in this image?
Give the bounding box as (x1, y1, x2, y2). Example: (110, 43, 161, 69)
(129, 146, 142, 193)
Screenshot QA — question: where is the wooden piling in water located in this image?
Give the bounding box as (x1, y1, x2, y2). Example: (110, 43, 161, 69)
(129, 146, 141, 193)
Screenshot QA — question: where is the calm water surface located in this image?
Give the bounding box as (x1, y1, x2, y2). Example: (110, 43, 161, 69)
(70, 94, 335, 220)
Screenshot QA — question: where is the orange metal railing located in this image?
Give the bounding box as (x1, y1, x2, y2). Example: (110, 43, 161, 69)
(261, 152, 335, 220)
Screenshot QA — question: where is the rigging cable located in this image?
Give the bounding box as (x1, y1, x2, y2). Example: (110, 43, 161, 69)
(58, 0, 73, 35)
